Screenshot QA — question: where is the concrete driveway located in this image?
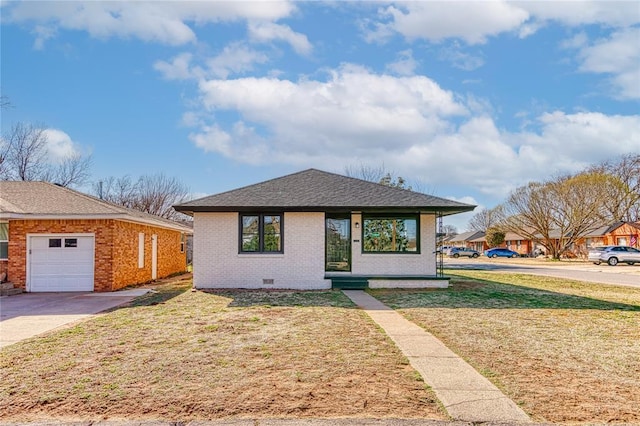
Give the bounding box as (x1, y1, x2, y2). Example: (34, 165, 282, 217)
(0, 289, 149, 348)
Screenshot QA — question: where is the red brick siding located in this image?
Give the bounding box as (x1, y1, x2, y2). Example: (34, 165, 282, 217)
(111, 221, 187, 290)
(6, 219, 186, 292)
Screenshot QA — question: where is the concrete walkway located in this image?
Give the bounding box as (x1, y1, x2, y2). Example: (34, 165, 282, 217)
(343, 290, 531, 424)
(0, 289, 149, 348)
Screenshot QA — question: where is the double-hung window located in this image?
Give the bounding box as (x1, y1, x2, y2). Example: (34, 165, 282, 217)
(0, 223, 8, 260)
(362, 215, 419, 253)
(240, 214, 283, 253)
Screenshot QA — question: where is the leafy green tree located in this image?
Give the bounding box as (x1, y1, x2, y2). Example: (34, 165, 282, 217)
(485, 227, 505, 248)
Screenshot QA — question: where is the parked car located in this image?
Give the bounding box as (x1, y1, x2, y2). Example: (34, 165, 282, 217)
(448, 247, 480, 258)
(484, 248, 520, 258)
(588, 245, 640, 266)
(436, 245, 453, 254)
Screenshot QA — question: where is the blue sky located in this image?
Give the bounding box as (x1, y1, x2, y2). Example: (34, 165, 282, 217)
(1, 1, 639, 230)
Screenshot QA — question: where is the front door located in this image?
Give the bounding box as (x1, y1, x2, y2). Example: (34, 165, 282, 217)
(326, 215, 351, 272)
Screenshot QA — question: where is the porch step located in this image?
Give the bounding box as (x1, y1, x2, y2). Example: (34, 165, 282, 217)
(330, 277, 369, 289)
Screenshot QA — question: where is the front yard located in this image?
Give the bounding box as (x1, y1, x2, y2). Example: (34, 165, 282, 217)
(0, 281, 444, 421)
(2, 273, 638, 424)
(373, 271, 640, 424)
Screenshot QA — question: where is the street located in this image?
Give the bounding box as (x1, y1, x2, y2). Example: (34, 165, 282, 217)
(444, 257, 640, 288)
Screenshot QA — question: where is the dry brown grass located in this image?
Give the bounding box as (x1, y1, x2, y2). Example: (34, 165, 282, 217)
(372, 271, 640, 425)
(0, 280, 445, 422)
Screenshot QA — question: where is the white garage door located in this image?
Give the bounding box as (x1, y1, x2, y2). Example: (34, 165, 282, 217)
(28, 235, 95, 292)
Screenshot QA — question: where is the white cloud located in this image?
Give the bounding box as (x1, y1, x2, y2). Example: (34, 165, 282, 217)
(154, 44, 271, 81)
(519, 1, 640, 28)
(43, 129, 80, 162)
(187, 67, 639, 198)
(154, 53, 203, 81)
(385, 49, 418, 76)
(443, 196, 482, 232)
(439, 47, 485, 71)
(367, 1, 639, 45)
(206, 42, 270, 79)
(4, 1, 296, 47)
(248, 21, 312, 55)
(373, 1, 530, 44)
(574, 27, 640, 100)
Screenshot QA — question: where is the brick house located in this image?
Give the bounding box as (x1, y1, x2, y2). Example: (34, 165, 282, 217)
(174, 169, 475, 290)
(0, 181, 192, 292)
(577, 221, 640, 252)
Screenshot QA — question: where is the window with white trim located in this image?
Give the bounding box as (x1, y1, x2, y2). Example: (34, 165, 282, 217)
(0, 223, 8, 260)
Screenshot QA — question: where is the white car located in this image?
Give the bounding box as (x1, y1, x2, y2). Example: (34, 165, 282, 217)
(589, 246, 640, 266)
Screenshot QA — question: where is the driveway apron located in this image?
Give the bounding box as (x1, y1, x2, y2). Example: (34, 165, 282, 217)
(343, 290, 531, 424)
(0, 289, 149, 348)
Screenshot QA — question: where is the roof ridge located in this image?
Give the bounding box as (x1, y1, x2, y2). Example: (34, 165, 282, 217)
(32, 182, 189, 229)
(40, 181, 125, 214)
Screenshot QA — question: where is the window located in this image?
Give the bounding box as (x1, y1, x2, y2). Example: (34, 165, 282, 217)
(64, 238, 78, 248)
(138, 233, 145, 268)
(49, 238, 62, 248)
(240, 214, 283, 253)
(180, 233, 185, 253)
(0, 223, 7, 260)
(362, 215, 418, 253)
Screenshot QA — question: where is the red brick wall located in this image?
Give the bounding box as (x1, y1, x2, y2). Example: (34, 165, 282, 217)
(7, 219, 115, 291)
(7, 219, 187, 292)
(111, 221, 187, 290)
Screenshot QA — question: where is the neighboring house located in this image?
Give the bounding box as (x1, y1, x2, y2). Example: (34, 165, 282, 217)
(448, 231, 485, 252)
(174, 169, 475, 290)
(577, 221, 640, 253)
(0, 181, 192, 292)
(469, 232, 533, 255)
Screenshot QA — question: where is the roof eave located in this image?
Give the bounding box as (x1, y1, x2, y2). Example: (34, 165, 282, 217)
(1, 213, 192, 233)
(176, 205, 476, 216)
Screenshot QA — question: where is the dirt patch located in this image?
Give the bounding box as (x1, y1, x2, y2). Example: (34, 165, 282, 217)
(0, 281, 445, 422)
(373, 271, 640, 424)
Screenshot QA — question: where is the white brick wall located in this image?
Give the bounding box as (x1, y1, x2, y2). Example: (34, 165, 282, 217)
(193, 211, 439, 289)
(351, 214, 437, 276)
(193, 212, 330, 289)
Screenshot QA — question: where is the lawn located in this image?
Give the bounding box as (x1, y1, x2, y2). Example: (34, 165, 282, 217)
(371, 271, 640, 424)
(0, 280, 445, 422)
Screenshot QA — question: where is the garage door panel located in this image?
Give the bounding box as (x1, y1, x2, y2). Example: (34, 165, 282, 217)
(29, 235, 95, 292)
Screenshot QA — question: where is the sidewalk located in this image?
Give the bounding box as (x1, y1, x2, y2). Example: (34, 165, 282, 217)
(343, 290, 531, 424)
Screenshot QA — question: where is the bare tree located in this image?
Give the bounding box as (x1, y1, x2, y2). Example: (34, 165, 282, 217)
(49, 153, 93, 188)
(442, 224, 458, 237)
(468, 206, 503, 232)
(1, 122, 92, 187)
(94, 175, 137, 207)
(93, 173, 190, 220)
(589, 154, 640, 222)
(501, 173, 610, 259)
(345, 163, 388, 183)
(133, 174, 190, 219)
(0, 95, 11, 110)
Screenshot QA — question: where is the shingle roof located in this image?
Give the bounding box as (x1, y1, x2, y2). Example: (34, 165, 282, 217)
(0, 181, 192, 232)
(174, 169, 476, 215)
(448, 231, 485, 243)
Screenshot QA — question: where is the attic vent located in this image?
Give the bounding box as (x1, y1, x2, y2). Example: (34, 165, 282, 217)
(262, 279, 274, 285)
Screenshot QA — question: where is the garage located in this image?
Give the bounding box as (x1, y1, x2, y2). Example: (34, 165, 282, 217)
(28, 235, 95, 292)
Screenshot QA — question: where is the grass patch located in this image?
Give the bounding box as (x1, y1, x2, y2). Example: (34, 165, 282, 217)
(0, 280, 445, 422)
(371, 271, 640, 424)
